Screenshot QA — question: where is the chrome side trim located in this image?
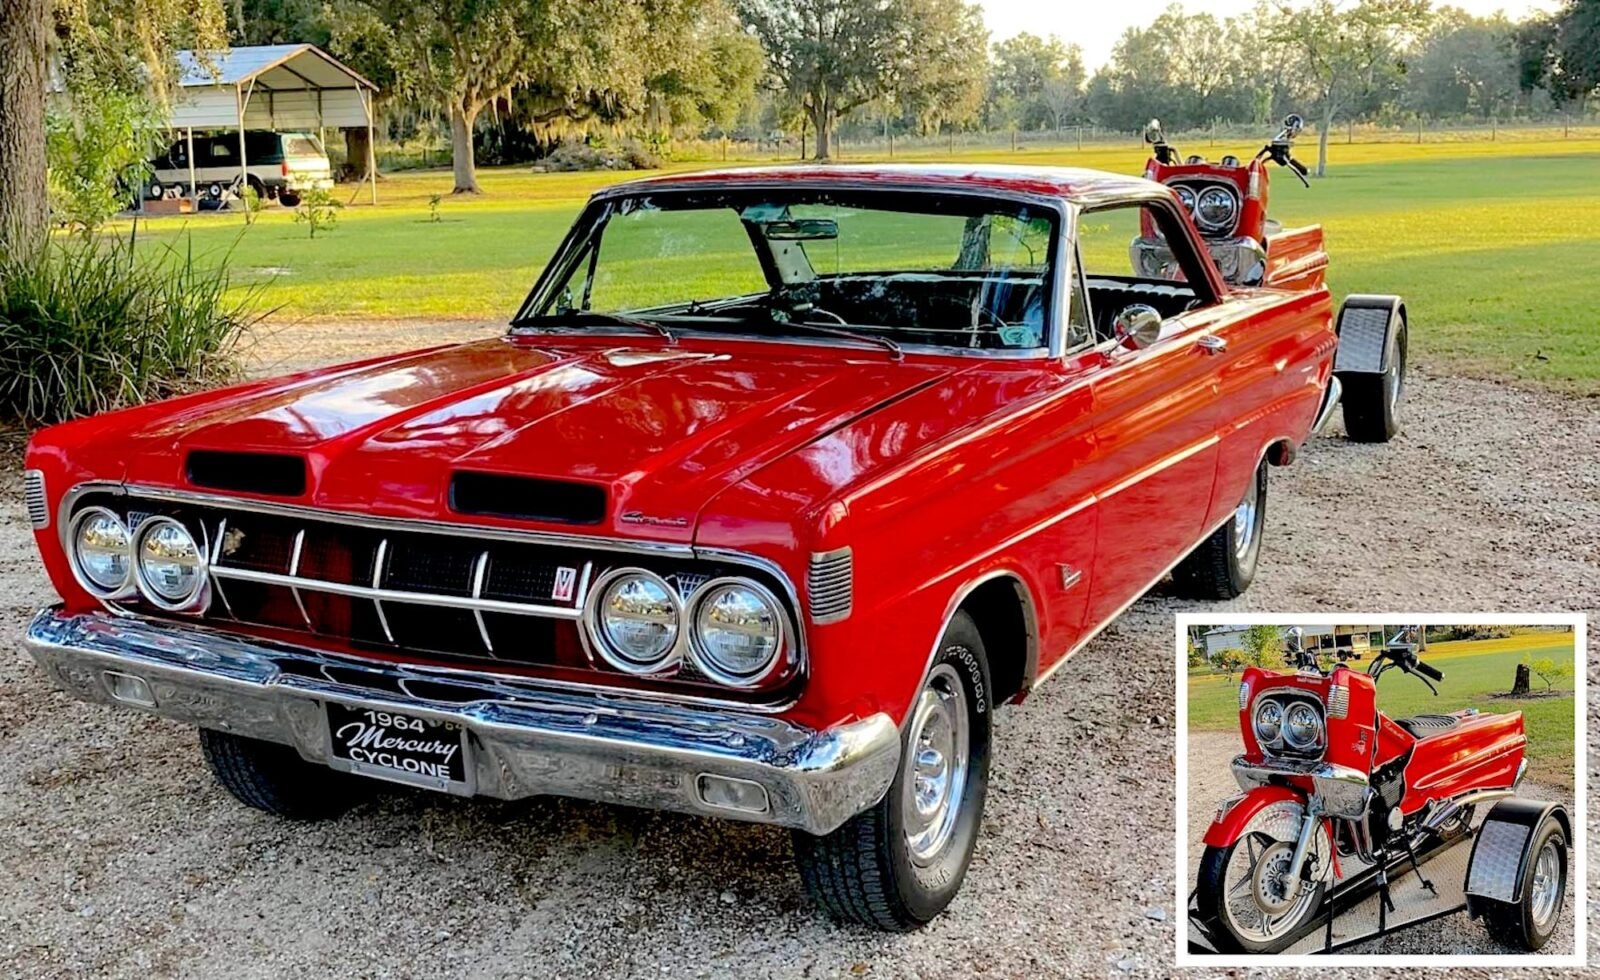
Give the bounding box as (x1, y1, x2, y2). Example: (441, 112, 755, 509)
(24, 607, 897, 835)
(1031, 506, 1237, 691)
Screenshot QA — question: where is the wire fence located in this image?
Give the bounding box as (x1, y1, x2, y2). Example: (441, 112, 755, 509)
(368, 117, 1600, 172)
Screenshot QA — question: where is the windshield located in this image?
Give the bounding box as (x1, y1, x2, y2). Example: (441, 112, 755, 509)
(517, 189, 1060, 352)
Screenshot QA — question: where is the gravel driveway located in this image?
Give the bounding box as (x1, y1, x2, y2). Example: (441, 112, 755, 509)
(1183, 731, 1575, 956)
(2, 323, 1597, 978)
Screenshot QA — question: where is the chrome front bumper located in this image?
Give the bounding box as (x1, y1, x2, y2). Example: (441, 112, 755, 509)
(23, 608, 899, 835)
(1232, 754, 1372, 819)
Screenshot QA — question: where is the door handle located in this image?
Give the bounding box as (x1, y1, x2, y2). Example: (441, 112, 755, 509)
(1197, 335, 1227, 355)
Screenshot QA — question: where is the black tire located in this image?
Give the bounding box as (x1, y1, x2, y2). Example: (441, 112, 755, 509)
(1480, 817, 1567, 951)
(1340, 313, 1407, 443)
(199, 729, 367, 821)
(278, 190, 302, 207)
(793, 611, 992, 931)
(1196, 836, 1325, 953)
(146, 181, 165, 201)
(245, 176, 266, 201)
(1173, 459, 1266, 600)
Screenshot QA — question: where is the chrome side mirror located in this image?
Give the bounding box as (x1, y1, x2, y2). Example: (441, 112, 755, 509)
(1113, 305, 1163, 350)
(1282, 114, 1304, 140)
(1287, 626, 1304, 651)
(1143, 119, 1166, 145)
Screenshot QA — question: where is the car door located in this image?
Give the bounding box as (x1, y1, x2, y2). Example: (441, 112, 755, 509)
(1075, 200, 1227, 628)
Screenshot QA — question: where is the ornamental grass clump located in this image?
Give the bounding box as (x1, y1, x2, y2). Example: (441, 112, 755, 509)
(0, 233, 263, 425)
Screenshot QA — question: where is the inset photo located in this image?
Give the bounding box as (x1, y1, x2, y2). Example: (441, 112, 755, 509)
(1176, 616, 1585, 967)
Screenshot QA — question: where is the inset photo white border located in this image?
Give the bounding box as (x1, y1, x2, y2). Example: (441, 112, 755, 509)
(1174, 612, 1587, 969)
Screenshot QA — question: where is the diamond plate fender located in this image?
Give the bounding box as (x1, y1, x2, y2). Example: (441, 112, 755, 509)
(1464, 798, 1571, 909)
(1333, 294, 1405, 375)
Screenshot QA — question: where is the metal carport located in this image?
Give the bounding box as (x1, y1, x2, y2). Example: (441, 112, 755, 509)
(168, 44, 380, 205)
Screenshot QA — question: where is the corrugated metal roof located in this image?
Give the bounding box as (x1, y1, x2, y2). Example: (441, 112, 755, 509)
(176, 44, 377, 91)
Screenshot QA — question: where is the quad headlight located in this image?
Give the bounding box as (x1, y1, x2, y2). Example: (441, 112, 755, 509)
(590, 569, 682, 673)
(1253, 697, 1283, 743)
(69, 506, 132, 596)
(689, 579, 785, 687)
(132, 516, 208, 611)
(585, 568, 791, 687)
(1283, 701, 1324, 750)
(1194, 186, 1240, 234)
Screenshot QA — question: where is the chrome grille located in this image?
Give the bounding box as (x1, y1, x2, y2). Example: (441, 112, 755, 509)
(204, 509, 592, 663)
(24, 470, 48, 529)
(807, 547, 853, 624)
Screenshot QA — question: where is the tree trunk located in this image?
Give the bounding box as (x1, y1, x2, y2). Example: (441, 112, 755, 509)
(809, 103, 832, 160)
(449, 103, 482, 194)
(0, 0, 51, 259)
(1316, 102, 1333, 178)
(1511, 663, 1531, 697)
(343, 127, 382, 183)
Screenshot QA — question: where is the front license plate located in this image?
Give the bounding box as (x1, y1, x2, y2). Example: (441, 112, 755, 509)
(325, 703, 469, 792)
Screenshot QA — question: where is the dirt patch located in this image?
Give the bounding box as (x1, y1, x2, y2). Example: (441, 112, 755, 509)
(3, 323, 1598, 978)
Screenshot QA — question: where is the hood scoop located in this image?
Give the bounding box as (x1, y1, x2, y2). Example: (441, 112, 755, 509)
(449, 471, 607, 526)
(186, 450, 308, 497)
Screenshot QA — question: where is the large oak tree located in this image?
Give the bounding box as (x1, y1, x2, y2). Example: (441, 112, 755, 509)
(739, 0, 986, 159)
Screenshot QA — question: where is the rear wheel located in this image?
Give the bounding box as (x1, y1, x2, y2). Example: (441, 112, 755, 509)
(1173, 459, 1266, 600)
(793, 611, 991, 931)
(1341, 312, 1407, 442)
(1480, 817, 1567, 951)
(199, 729, 368, 821)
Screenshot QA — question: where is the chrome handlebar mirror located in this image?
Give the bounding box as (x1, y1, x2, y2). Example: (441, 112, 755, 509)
(1143, 119, 1166, 145)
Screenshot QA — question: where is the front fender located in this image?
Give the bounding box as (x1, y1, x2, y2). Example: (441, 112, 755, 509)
(1203, 784, 1306, 848)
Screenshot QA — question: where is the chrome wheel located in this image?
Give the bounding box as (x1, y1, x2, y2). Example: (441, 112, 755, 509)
(902, 662, 970, 866)
(1529, 838, 1562, 931)
(1222, 833, 1319, 946)
(1385, 327, 1407, 412)
(1232, 468, 1262, 563)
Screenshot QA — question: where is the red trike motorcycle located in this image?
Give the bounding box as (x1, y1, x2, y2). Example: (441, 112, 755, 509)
(1131, 114, 1409, 443)
(1192, 627, 1571, 954)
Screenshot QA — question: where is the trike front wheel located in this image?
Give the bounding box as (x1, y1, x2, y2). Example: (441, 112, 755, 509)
(1196, 832, 1325, 953)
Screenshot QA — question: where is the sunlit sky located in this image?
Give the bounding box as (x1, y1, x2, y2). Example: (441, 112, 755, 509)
(976, 0, 1561, 69)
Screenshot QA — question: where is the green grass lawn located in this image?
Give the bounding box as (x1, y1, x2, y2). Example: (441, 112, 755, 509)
(116, 137, 1600, 391)
(1188, 633, 1578, 787)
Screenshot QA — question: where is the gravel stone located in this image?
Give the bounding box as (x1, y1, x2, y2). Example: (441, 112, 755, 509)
(2, 349, 1596, 977)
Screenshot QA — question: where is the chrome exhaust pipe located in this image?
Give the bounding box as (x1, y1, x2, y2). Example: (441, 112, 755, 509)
(1311, 376, 1343, 434)
(1420, 788, 1516, 833)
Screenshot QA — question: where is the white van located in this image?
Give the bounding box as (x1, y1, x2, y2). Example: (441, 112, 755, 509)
(146, 131, 334, 206)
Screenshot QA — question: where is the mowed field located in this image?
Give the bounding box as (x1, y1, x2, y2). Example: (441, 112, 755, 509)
(117, 136, 1600, 391)
(1186, 631, 1579, 786)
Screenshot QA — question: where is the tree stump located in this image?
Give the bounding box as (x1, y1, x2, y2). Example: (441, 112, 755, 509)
(1511, 663, 1531, 696)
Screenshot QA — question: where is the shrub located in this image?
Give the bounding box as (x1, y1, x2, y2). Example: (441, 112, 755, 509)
(46, 87, 163, 236)
(535, 139, 662, 172)
(0, 234, 261, 425)
(293, 189, 344, 238)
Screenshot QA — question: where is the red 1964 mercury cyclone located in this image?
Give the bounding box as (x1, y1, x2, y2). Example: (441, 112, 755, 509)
(22, 160, 1406, 929)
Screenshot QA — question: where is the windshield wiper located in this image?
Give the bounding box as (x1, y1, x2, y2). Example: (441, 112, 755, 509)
(511, 310, 676, 344)
(687, 300, 903, 360)
(781, 316, 903, 360)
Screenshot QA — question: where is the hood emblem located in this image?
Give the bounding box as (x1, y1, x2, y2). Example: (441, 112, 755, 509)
(619, 511, 689, 529)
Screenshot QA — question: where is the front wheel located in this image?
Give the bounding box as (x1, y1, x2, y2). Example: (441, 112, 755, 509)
(199, 729, 369, 820)
(1196, 832, 1326, 953)
(793, 611, 992, 931)
(1173, 459, 1266, 600)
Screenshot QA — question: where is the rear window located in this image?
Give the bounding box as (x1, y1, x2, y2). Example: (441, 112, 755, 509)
(284, 136, 324, 157)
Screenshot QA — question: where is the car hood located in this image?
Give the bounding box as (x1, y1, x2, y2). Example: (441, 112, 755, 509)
(112, 337, 959, 542)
